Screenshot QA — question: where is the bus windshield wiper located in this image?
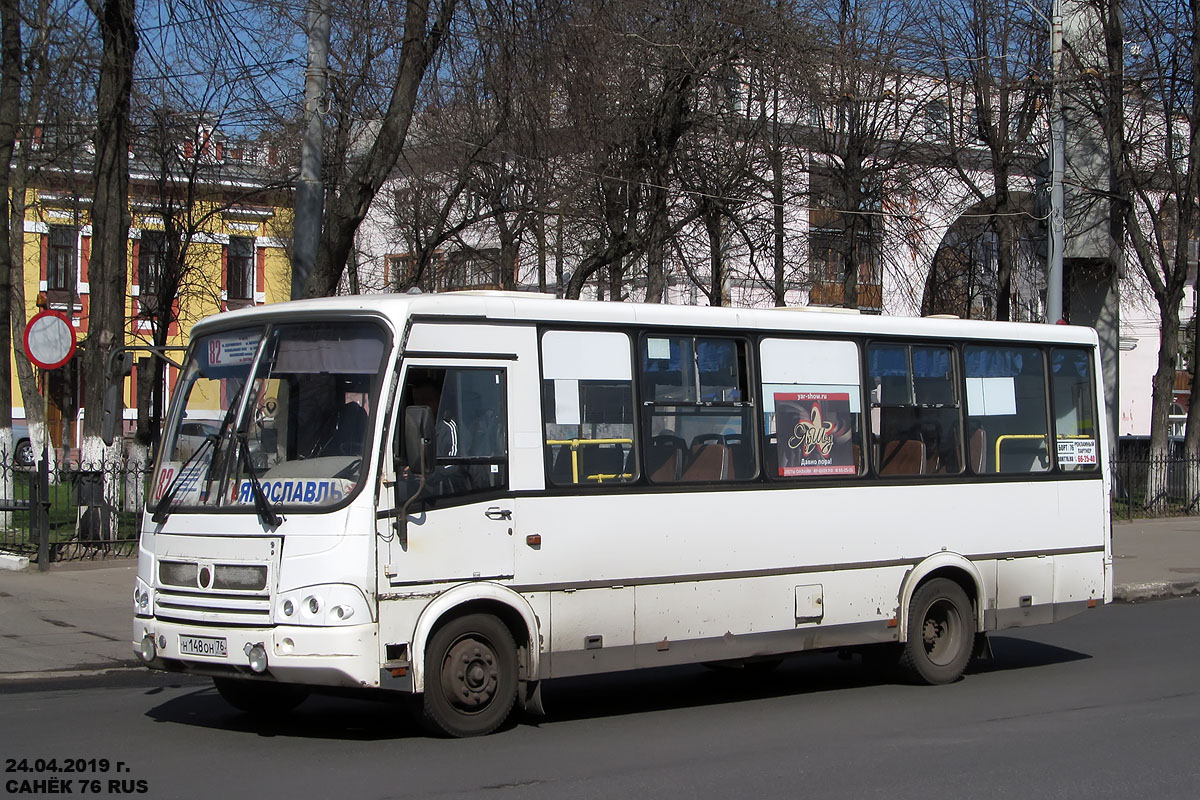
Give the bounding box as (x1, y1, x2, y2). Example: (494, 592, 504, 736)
(151, 434, 217, 523)
(237, 432, 281, 528)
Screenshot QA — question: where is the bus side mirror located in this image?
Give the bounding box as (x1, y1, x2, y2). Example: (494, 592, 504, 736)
(101, 351, 133, 446)
(403, 405, 436, 476)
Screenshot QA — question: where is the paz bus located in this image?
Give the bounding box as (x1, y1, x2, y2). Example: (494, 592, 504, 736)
(132, 292, 1111, 736)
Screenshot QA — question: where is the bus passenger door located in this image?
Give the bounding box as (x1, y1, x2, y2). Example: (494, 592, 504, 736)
(379, 362, 516, 593)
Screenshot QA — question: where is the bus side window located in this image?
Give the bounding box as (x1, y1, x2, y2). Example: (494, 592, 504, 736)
(867, 343, 963, 476)
(397, 367, 509, 500)
(641, 335, 755, 483)
(964, 345, 1050, 474)
(541, 330, 637, 486)
(760, 337, 863, 479)
(1051, 347, 1099, 472)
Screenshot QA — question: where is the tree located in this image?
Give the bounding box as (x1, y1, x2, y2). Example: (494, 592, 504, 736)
(80, 0, 136, 463)
(924, 0, 1048, 321)
(0, 0, 20, 465)
(799, 0, 927, 311)
(1105, 0, 1200, 502)
(300, 0, 458, 298)
(2, 1, 98, 462)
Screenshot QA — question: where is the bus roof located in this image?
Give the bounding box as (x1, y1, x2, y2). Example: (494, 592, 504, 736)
(193, 290, 1100, 347)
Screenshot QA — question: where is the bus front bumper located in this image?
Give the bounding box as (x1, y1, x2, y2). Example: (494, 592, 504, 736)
(133, 617, 380, 689)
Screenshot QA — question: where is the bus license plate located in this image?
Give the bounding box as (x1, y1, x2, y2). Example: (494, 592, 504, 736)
(179, 635, 227, 658)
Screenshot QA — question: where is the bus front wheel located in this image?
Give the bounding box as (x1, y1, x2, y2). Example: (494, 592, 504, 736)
(899, 578, 974, 685)
(422, 613, 519, 737)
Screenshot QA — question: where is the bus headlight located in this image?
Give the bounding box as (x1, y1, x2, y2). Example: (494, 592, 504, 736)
(273, 584, 370, 626)
(133, 578, 153, 616)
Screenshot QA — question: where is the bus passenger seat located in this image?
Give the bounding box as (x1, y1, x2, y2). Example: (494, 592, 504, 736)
(682, 443, 732, 481)
(969, 428, 986, 473)
(646, 436, 685, 482)
(878, 439, 926, 476)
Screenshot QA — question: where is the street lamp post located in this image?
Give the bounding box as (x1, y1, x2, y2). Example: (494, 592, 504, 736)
(1046, 0, 1065, 324)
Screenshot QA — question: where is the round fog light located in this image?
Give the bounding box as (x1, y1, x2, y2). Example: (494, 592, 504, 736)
(245, 643, 268, 673)
(139, 634, 157, 663)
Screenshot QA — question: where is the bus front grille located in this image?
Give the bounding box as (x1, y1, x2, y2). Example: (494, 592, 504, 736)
(154, 588, 272, 626)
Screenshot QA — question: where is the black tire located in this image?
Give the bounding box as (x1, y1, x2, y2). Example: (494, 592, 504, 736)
(422, 613, 519, 737)
(213, 677, 308, 716)
(15, 439, 34, 467)
(898, 578, 974, 685)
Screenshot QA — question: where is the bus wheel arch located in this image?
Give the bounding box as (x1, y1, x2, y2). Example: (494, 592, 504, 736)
(897, 554, 985, 641)
(896, 557, 983, 685)
(410, 585, 541, 717)
(420, 612, 520, 736)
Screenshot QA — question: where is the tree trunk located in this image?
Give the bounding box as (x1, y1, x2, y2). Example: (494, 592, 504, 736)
(83, 0, 136, 442)
(0, 0, 18, 464)
(1146, 303, 1182, 512)
(84, 0, 137, 540)
(303, 0, 454, 298)
(705, 209, 724, 307)
(644, 187, 668, 303)
(992, 185, 1014, 322)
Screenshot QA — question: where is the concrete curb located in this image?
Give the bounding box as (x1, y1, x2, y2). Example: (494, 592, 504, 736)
(0, 551, 30, 571)
(1114, 580, 1200, 603)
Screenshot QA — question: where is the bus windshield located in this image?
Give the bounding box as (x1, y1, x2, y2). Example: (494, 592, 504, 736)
(153, 319, 390, 513)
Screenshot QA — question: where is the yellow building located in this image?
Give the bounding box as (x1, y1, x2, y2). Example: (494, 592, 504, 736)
(16, 170, 293, 450)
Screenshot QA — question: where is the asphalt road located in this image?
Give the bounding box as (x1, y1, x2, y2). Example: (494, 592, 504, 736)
(3, 597, 1198, 800)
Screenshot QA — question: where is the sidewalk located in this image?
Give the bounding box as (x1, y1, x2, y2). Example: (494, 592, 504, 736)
(0, 517, 1197, 680)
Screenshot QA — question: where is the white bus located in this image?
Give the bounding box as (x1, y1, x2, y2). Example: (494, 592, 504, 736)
(133, 292, 1111, 736)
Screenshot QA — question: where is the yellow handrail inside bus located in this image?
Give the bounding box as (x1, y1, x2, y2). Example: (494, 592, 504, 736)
(994, 433, 1092, 471)
(994, 434, 1047, 471)
(546, 438, 634, 483)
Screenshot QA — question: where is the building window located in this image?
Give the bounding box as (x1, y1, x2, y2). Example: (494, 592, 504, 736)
(138, 230, 165, 318)
(47, 225, 76, 293)
(807, 171, 883, 311)
(925, 101, 949, 140)
(227, 235, 254, 302)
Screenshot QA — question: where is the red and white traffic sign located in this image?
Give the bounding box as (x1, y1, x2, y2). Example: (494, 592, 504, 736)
(24, 310, 77, 370)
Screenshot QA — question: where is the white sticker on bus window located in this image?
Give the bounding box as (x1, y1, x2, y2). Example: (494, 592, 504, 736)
(206, 334, 258, 367)
(966, 376, 1016, 416)
(647, 338, 672, 360)
(152, 460, 207, 504)
(1057, 438, 1097, 465)
(554, 379, 581, 425)
(541, 330, 631, 380)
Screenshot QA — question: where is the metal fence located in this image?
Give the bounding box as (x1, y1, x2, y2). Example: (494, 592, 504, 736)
(1111, 454, 1200, 519)
(0, 458, 152, 564)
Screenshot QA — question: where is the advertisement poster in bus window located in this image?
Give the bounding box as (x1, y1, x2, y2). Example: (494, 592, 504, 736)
(776, 392, 855, 476)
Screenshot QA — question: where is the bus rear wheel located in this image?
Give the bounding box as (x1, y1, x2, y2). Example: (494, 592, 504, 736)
(899, 578, 974, 685)
(213, 677, 308, 716)
(422, 613, 518, 737)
